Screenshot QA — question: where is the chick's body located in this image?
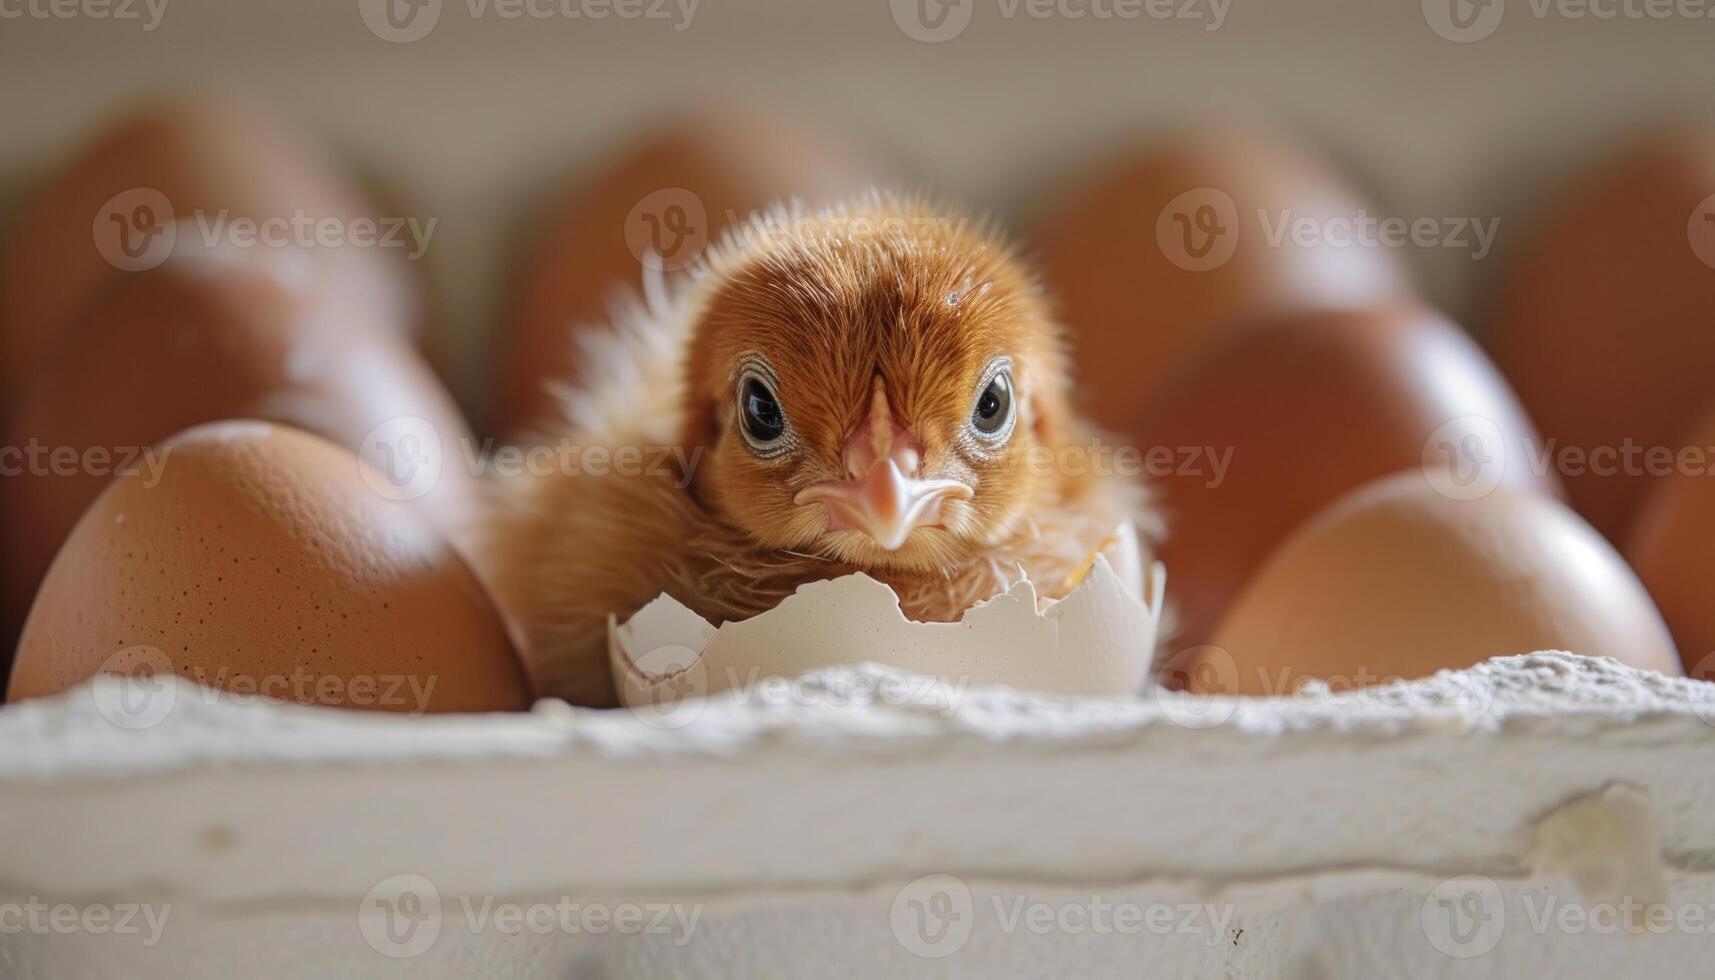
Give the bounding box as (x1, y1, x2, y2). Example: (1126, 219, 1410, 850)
(492, 195, 1150, 705)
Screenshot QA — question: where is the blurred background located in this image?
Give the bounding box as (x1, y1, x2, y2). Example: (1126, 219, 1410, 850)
(4, 1, 1715, 697)
(3, 0, 1710, 421)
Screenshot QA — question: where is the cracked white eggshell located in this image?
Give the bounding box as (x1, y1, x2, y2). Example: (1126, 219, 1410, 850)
(609, 525, 1165, 706)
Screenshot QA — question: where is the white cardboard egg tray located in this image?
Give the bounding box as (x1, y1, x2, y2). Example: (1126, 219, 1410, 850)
(2, 652, 1714, 978)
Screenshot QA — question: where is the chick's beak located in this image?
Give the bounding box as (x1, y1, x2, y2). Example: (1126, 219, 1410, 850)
(793, 383, 973, 550)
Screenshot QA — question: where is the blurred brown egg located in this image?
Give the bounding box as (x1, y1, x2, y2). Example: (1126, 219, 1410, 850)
(1035, 128, 1412, 435)
(1186, 473, 1679, 697)
(1136, 305, 1556, 649)
(1625, 402, 1715, 680)
(495, 110, 879, 436)
(1490, 124, 1715, 543)
(1, 98, 418, 394)
(7, 422, 528, 713)
(0, 244, 479, 639)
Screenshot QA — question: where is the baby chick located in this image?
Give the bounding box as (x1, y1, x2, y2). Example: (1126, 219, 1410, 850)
(490, 194, 1151, 706)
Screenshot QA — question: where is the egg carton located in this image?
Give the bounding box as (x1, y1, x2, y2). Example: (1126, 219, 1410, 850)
(1, 653, 1713, 979)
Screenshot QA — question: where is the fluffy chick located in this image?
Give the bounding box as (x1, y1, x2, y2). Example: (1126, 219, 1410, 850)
(489, 194, 1151, 706)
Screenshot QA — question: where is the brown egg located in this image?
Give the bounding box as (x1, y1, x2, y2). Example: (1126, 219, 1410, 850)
(1625, 402, 1715, 680)
(7, 422, 528, 713)
(0, 98, 417, 393)
(1490, 125, 1715, 543)
(1035, 128, 1412, 436)
(1188, 473, 1679, 696)
(495, 110, 878, 436)
(0, 244, 479, 639)
(1136, 305, 1556, 649)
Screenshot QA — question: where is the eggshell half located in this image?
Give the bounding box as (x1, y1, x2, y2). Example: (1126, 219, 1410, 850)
(1625, 402, 1715, 680)
(611, 525, 1163, 711)
(1490, 124, 1715, 542)
(1, 98, 417, 392)
(1134, 305, 1556, 649)
(7, 422, 528, 713)
(495, 110, 879, 436)
(0, 244, 479, 634)
(1035, 127, 1412, 436)
(1197, 474, 1679, 696)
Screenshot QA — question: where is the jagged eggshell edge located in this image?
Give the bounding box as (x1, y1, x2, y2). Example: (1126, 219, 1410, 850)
(608, 524, 1165, 706)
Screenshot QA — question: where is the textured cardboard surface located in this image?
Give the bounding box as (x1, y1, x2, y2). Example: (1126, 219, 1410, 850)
(2, 654, 1714, 977)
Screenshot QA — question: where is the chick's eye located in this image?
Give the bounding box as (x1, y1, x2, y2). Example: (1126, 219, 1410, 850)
(743, 380, 784, 440)
(970, 367, 1015, 441)
(737, 371, 791, 456)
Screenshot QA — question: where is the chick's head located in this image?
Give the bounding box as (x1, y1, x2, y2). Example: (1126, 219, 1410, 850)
(682, 197, 1073, 573)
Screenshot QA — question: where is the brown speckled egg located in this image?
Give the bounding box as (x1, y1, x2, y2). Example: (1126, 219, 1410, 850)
(495, 110, 879, 436)
(1625, 402, 1715, 680)
(1035, 128, 1412, 437)
(0, 244, 479, 638)
(1191, 473, 1679, 696)
(7, 422, 528, 713)
(1134, 305, 1556, 650)
(1, 98, 418, 394)
(1490, 124, 1715, 543)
